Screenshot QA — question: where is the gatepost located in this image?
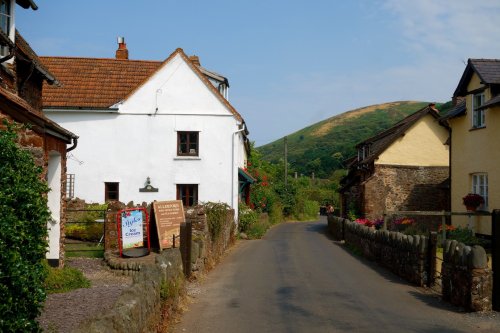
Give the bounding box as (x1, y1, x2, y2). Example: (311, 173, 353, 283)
(492, 210, 500, 311)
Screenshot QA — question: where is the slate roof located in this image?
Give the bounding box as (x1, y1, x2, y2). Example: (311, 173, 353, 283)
(15, 31, 57, 84)
(40, 48, 243, 122)
(356, 105, 446, 165)
(479, 94, 500, 110)
(454, 59, 500, 97)
(440, 99, 466, 120)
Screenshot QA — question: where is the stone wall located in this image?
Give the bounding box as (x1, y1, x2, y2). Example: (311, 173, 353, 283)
(103, 202, 236, 275)
(327, 215, 493, 312)
(329, 216, 429, 286)
(74, 249, 184, 333)
(441, 240, 492, 311)
(364, 165, 449, 220)
(186, 205, 236, 274)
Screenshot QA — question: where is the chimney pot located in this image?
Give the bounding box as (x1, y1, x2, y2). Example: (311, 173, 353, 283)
(189, 55, 201, 67)
(116, 37, 128, 60)
(429, 103, 438, 112)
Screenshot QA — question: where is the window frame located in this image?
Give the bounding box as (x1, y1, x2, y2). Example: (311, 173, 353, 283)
(177, 131, 199, 157)
(471, 173, 488, 209)
(105, 182, 120, 202)
(471, 92, 486, 128)
(176, 184, 198, 207)
(66, 174, 75, 199)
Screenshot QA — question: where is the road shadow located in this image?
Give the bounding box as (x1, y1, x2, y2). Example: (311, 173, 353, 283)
(303, 219, 470, 315)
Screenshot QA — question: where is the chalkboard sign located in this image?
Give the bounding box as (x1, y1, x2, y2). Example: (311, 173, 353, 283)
(152, 200, 185, 250)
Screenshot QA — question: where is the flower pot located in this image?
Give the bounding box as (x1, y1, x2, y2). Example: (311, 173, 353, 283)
(466, 205, 477, 212)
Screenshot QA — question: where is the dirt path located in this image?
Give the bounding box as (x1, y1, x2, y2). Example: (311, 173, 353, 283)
(38, 258, 132, 333)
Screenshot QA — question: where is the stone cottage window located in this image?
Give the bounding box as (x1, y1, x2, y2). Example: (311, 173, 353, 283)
(177, 184, 198, 207)
(105, 182, 119, 202)
(177, 131, 199, 156)
(472, 173, 488, 208)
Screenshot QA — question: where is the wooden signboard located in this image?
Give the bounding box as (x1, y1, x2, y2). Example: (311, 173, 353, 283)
(151, 200, 185, 250)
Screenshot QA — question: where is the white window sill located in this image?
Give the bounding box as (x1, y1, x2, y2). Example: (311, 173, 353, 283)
(174, 156, 201, 161)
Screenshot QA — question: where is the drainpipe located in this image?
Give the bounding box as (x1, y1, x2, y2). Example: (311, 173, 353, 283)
(67, 138, 78, 152)
(231, 125, 246, 213)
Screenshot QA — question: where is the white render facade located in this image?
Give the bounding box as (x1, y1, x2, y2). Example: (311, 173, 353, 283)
(43, 50, 249, 217)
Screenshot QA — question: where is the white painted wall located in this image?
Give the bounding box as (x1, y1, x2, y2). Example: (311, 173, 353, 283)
(45, 52, 246, 218)
(46, 152, 61, 261)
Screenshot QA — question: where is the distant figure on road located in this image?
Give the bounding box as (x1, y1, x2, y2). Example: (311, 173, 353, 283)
(326, 204, 334, 216)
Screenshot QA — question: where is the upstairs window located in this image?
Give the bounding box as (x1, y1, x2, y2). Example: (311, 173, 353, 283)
(177, 131, 199, 156)
(0, 0, 11, 57)
(0, 0, 11, 35)
(472, 173, 488, 209)
(472, 92, 485, 128)
(177, 184, 198, 207)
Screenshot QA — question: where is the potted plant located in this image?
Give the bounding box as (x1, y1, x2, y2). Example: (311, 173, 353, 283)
(462, 193, 484, 211)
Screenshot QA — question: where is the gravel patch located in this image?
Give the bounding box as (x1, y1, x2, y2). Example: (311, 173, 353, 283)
(38, 258, 132, 333)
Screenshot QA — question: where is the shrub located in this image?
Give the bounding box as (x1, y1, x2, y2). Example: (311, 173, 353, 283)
(43, 261, 90, 294)
(268, 201, 283, 225)
(204, 202, 231, 240)
(446, 227, 488, 247)
(65, 222, 103, 241)
(238, 203, 258, 233)
(246, 219, 271, 239)
(0, 122, 50, 331)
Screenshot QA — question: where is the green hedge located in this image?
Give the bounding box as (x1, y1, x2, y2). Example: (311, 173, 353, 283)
(0, 122, 49, 332)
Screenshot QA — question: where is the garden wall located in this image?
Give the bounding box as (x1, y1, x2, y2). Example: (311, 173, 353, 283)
(328, 215, 429, 286)
(441, 240, 492, 311)
(73, 249, 183, 333)
(185, 205, 236, 274)
(327, 215, 492, 312)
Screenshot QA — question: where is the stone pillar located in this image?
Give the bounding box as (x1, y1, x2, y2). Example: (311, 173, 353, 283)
(104, 201, 125, 253)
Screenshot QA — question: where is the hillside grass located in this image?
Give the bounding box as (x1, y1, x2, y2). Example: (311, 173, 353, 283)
(257, 101, 448, 178)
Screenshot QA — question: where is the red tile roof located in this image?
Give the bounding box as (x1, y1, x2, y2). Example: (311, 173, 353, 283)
(40, 49, 243, 123)
(41, 56, 162, 109)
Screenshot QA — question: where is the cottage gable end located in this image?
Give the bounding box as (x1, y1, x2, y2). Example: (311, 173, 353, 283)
(119, 50, 240, 121)
(377, 114, 449, 167)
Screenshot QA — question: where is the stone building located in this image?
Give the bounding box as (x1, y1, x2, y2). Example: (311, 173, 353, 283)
(340, 104, 450, 220)
(0, 1, 78, 266)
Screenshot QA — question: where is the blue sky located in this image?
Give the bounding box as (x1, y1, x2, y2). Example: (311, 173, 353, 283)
(17, 0, 500, 146)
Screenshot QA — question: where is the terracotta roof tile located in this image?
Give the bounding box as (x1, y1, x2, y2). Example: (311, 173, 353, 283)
(41, 57, 162, 108)
(40, 49, 244, 123)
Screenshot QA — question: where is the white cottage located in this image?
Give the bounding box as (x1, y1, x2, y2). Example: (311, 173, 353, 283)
(41, 39, 252, 217)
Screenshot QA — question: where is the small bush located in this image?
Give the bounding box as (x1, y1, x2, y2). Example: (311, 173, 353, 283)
(446, 227, 488, 247)
(268, 202, 283, 225)
(65, 222, 103, 241)
(204, 202, 230, 241)
(238, 203, 259, 233)
(247, 219, 271, 239)
(43, 261, 91, 294)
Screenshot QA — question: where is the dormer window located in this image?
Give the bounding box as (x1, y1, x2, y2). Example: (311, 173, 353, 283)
(472, 92, 485, 128)
(218, 83, 228, 100)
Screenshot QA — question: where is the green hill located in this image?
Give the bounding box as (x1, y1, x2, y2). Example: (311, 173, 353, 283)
(257, 101, 449, 179)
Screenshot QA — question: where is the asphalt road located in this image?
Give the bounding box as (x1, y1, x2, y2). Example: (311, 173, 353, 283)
(172, 217, 499, 333)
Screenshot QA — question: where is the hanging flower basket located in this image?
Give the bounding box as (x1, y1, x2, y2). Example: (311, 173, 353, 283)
(462, 193, 484, 211)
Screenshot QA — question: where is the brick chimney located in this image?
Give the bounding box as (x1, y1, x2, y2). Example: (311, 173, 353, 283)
(115, 37, 128, 60)
(429, 103, 439, 113)
(189, 55, 200, 67)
